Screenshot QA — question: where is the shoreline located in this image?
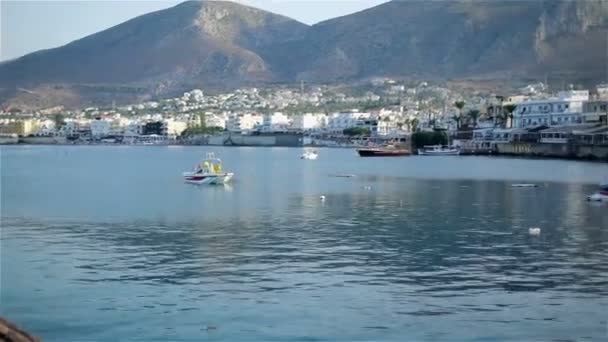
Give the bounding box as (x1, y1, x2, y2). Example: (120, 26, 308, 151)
(4, 142, 607, 163)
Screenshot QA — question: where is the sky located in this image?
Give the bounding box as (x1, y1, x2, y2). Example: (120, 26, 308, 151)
(0, 0, 389, 62)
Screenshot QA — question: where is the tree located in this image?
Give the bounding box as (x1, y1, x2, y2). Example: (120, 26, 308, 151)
(196, 112, 207, 128)
(181, 125, 223, 137)
(343, 127, 371, 137)
(467, 109, 480, 128)
(453, 100, 465, 130)
(411, 131, 448, 149)
(410, 118, 420, 132)
(53, 113, 66, 130)
(451, 115, 461, 130)
(503, 104, 517, 128)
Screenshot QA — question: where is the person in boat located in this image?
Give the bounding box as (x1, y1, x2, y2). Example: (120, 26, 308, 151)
(201, 161, 211, 174)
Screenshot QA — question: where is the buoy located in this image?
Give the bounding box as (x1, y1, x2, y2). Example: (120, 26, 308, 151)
(529, 227, 541, 236)
(320, 195, 326, 201)
(364, 186, 372, 190)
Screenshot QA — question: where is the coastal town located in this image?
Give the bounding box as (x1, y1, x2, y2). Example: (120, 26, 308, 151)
(1, 79, 607, 160)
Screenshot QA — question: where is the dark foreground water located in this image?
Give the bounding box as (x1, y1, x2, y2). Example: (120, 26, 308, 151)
(2, 146, 608, 341)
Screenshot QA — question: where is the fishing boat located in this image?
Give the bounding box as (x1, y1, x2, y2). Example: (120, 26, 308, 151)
(300, 148, 318, 160)
(417, 145, 460, 156)
(587, 180, 608, 201)
(357, 144, 411, 157)
(183, 152, 234, 185)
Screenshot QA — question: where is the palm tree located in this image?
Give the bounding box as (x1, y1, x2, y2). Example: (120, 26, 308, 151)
(467, 109, 480, 128)
(410, 118, 420, 132)
(451, 115, 461, 130)
(503, 104, 517, 128)
(453, 101, 465, 130)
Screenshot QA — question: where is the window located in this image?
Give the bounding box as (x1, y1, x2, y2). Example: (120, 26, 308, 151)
(565, 104, 569, 109)
(558, 117, 563, 122)
(601, 105, 607, 111)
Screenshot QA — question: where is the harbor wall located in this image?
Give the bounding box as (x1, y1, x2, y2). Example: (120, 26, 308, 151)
(222, 133, 303, 147)
(495, 142, 608, 161)
(0, 137, 19, 144)
(19, 136, 66, 144)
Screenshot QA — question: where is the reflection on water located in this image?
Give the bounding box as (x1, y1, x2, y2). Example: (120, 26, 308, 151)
(1, 146, 608, 341)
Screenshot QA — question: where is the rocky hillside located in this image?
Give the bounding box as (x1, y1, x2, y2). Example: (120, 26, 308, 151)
(279, 0, 608, 85)
(1, 0, 606, 108)
(0, 0, 307, 107)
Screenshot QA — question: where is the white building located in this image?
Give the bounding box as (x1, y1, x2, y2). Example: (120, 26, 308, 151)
(123, 122, 143, 138)
(513, 90, 588, 128)
(377, 118, 400, 136)
(291, 113, 327, 133)
(326, 111, 371, 134)
(163, 119, 188, 136)
(90, 119, 111, 137)
(206, 114, 227, 129)
(261, 112, 290, 132)
(227, 113, 263, 132)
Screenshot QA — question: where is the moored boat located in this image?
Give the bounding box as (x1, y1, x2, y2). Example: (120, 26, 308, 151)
(587, 190, 608, 202)
(417, 145, 460, 156)
(357, 145, 411, 157)
(183, 152, 234, 185)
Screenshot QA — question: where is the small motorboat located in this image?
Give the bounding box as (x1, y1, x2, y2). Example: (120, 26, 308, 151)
(357, 144, 411, 157)
(183, 152, 234, 185)
(511, 184, 539, 188)
(301, 149, 318, 160)
(587, 180, 608, 201)
(417, 145, 460, 156)
(329, 173, 356, 178)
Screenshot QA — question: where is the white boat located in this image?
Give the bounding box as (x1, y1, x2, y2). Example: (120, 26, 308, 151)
(183, 152, 234, 185)
(417, 145, 460, 156)
(587, 192, 608, 202)
(300, 149, 318, 160)
(587, 180, 608, 201)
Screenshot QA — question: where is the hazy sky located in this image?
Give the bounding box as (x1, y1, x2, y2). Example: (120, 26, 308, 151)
(0, 0, 389, 61)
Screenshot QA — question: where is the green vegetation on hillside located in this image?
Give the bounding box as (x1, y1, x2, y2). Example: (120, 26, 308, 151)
(411, 131, 448, 149)
(343, 127, 371, 136)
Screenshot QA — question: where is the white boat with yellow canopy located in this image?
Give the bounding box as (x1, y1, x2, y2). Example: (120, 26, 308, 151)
(183, 152, 234, 185)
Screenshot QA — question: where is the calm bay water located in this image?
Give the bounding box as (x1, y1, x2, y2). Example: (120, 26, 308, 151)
(1, 146, 608, 341)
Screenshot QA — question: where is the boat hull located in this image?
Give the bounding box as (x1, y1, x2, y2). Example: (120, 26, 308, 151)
(183, 172, 234, 185)
(417, 150, 460, 156)
(357, 149, 411, 157)
(587, 191, 608, 202)
(301, 154, 318, 160)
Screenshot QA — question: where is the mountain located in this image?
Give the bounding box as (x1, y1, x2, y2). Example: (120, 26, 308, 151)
(1, 0, 607, 108)
(277, 0, 608, 85)
(0, 0, 307, 107)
